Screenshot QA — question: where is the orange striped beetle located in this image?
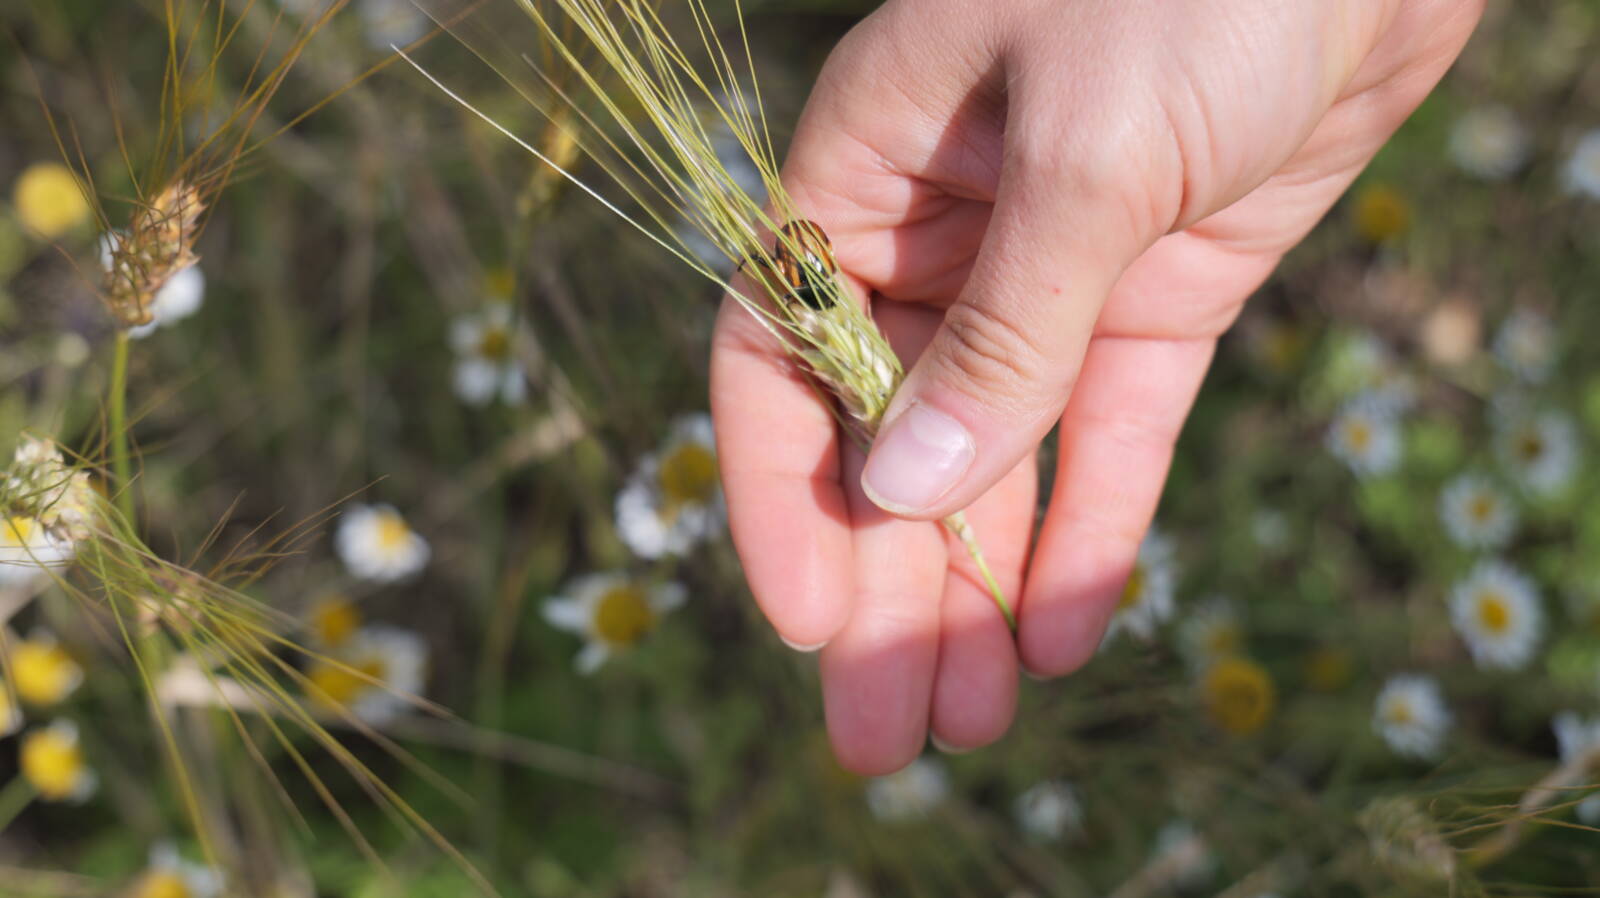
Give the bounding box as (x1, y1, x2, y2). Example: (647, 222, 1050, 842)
(739, 219, 838, 310)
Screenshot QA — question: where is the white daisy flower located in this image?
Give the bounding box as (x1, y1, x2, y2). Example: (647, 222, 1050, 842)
(1178, 597, 1242, 671)
(0, 515, 74, 587)
(1492, 309, 1556, 383)
(131, 843, 223, 898)
(1103, 528, 1176, 644)
(334, 504, 430, 582)
(615, 413, 724, 559)
(1494, 410, 1579, 496)
(99, 232, 205, 339)
(1014, 780, 1083, 841)
(865, 757, 949, 822)
(306, 625, 428, 726)
(1450, 560, 1543, 670)
(1564, 129, 1600, 200)
(1448, 106, 1530, 180)
(1437, 474, 1517, 550)
(1552, 712, 1600, 825)
(1327, 394, 1402, 477)
(449, 304, 527, 406)
(1150, 820, 1216, 889)
(543, 572, 686, 674)
(1374, 675, 1451, 760)
(357, 0, 430, 49)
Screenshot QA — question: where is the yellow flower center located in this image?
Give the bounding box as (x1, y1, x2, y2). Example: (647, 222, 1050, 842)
(373, 513, 412, 552)
(594, 585, 656, 646)
(1384, 699, 1415, 727)
(21, 727, 87, 800)
(1, 515, 38, 549)
(13, 162, 91, 239)
(1118, 565, 1146, 611)
(477, 327, 512, 361)
(1476, 593, 1511, 635)
(1467, 494, 1496, 523)
(308, 658, 386, 709)
(657, 443, 718, 508)
(1515, 432, 1544, 463)
(1353, 184, 1410, 243)
(309, 598, 361, 648)
(1345, 419, 1372, 452)
(132, 871, 192, 898)
(1202, 657, 1276, 736)
(11, 641, 81, 706)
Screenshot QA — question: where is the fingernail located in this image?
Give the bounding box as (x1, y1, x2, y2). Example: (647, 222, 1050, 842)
(780, 634, 828, 653)
(1020, 665, 1053, 683)
(860, 403, 974, 514)
(929, 733, 973, 755)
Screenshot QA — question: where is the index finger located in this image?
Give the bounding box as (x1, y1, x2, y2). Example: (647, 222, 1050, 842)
(710, 287, 854, 650)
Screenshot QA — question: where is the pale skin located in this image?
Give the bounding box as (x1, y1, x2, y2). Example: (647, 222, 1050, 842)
(710, 0, 1484, 774)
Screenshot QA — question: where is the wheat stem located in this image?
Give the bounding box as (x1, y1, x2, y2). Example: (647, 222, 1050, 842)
(945, 512, 1015, 629)
(108, 331, 134, 522)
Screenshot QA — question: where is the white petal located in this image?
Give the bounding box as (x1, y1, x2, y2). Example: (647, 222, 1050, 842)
(574, 642, 610, 675)
(498, 365, 528, 405)
(153, 266, 205, 322)
(671, 412, 716, 450)
(453, 360, 499, 405)
(615, 477, 670, 559)
(651, 581, 688, 613)
(542, 597, 589, 633)
(450, 316, 483, 353)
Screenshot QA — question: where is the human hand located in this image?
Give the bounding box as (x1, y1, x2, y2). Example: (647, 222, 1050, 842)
(710, 0, 1482, 774)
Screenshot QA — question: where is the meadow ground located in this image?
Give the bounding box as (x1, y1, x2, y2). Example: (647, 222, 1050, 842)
(1, 1, 1600, 895)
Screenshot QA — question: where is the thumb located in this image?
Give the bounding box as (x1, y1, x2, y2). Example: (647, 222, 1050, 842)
(860, 101, 1168, 520)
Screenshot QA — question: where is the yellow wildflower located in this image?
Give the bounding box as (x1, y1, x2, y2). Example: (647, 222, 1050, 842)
(1201, 657, 1276, 736)
(13, 162, 90, 239)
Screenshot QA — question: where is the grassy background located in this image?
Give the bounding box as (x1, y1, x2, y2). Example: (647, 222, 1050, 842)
(2, 0, 1600, 895)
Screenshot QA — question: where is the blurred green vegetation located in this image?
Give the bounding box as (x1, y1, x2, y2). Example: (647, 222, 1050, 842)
(1, 1, 1599, 896)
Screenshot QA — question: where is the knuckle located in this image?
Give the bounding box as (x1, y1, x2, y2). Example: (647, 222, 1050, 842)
(936, 301, 1056, 412)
